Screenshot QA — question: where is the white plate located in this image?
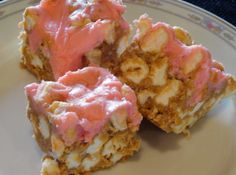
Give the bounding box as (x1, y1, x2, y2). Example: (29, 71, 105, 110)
(0, 0, 236, 175)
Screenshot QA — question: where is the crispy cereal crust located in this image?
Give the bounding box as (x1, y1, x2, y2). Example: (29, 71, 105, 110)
(27, 105, 140, 175)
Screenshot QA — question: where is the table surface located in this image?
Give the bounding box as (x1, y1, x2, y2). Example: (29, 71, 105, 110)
(0, 0, 235, 26)
(183, 0, 236, 26)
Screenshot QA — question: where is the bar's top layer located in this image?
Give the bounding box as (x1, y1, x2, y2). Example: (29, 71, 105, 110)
(25, 0, 128, 79)
(134, 14, 229, 107)
(25, 67, 142, 145)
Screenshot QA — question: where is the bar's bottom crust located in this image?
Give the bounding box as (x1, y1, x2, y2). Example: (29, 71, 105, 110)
(20, 40, 54, 81)
(27, 106, 141, 175)
(40, 131, 140, 175)
(143, 90, 230, 135)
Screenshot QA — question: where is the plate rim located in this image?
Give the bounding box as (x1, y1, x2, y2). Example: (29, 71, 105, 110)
(124, 0, 236, 50)
(1, 0, 235, 49)
(175, 0, 236, 31)
(0, 0, 235, 31)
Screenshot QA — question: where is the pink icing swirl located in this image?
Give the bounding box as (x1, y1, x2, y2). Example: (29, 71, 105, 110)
(26, 0, 128, 79)
(25, 67, 142, 145)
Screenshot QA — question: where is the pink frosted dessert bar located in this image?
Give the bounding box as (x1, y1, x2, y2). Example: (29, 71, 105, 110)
(25, 67, 142, 174)
(107, 14, 236, 134)
(19, 0, 130, 80)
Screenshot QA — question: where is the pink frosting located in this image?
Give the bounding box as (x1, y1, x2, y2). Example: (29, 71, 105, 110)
(139, 20, 228, 106)
(26, 0, 128, 79)
(25, 67, 142, 145)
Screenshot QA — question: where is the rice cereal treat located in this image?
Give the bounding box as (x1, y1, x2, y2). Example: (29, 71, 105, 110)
(19, 0, 130, 80)
(107, 14, 236, 134)
(24, 67, 142, 175)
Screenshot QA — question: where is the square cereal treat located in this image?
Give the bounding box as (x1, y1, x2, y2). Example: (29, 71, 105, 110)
(106, 14, 236, 134)
(19, 0, 130, 80)
(24, 67, 142, 174)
